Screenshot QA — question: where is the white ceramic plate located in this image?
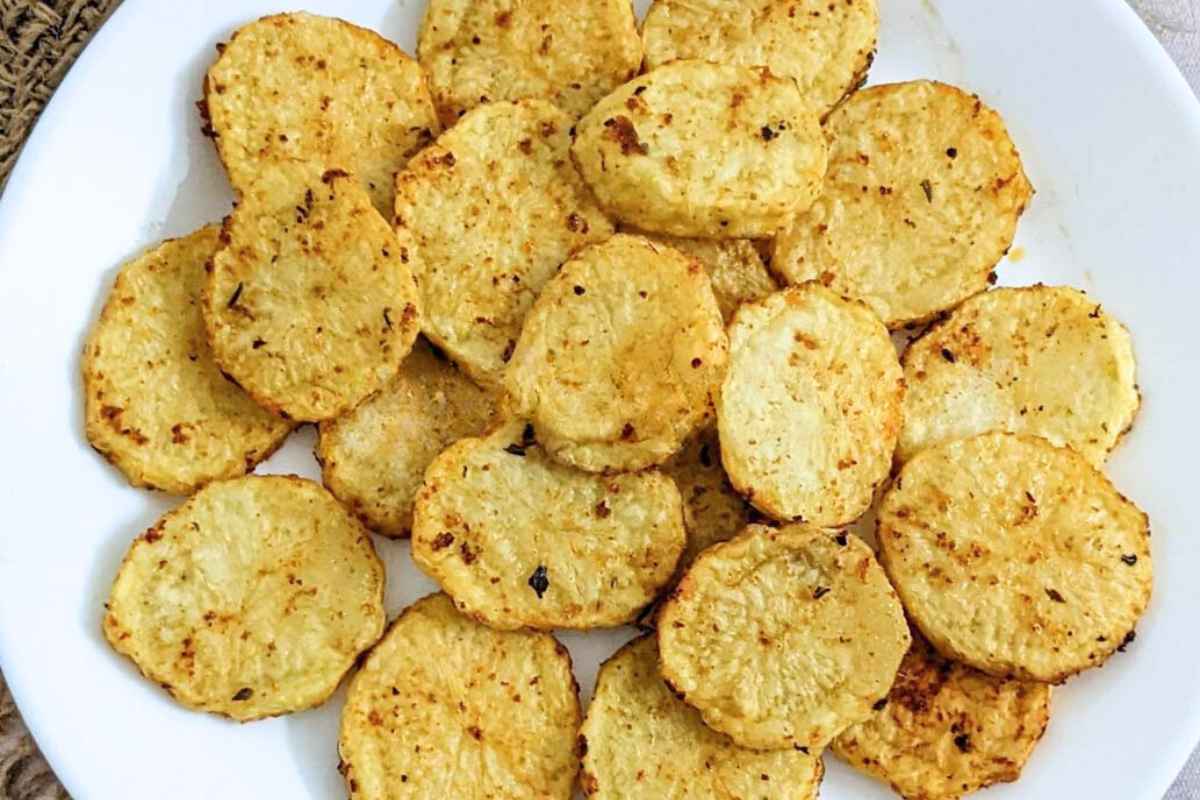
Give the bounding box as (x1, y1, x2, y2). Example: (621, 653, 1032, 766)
(1, 1, 1198, 798)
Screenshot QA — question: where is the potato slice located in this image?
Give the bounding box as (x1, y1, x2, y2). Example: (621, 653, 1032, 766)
(83, 226, 292, 494)
(204, 12, 439, 215)
(899, 285, 1139, 466)
(579, 635, 823, 799)
(317, 339, 497, 537)
(773, 80, 1033, 328)
(411, 420, 686, 630)
(572, 60, 827, 238)
(506, 234, 728, 473)
(339, 593, 580, 799)
(658, 524, 910, 750)
(662, 428, 752, 574)
(833, 632, 1051, 800)
(642, 0, 879, 118)
(878, 432, 1152, 683)
(203, 171, 421, 422)
(102, 475, 385, 721)
(417, 0, 641, 126)
(394, 99, 613, 389)
(717, 283, 903, 525)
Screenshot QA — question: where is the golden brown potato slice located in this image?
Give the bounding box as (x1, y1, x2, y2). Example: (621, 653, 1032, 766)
(102, 475, 385, 721)
(579, 635, 823, 799)
(317, 339, 498, 537)
(833, 632, 1051, 800)
(878, 432, 1152, 683)
(662, 428, 752, 574)
(393, 99, 613, 389)
(204, 12, 439, 215)
(658, 524, 910, 750)
(572, 60, 827, 238)
(83, 226, 292, 494)
(203, 171, 421, 422)
(642, 0, 879, 119)
(339, 593, 580, 799)
(417, 0, 642, 126)
(506, 234, 728, 473)
(411, 420, 686, 630)
(899, 285, 1139, 466)
(773, 80, 1033, 328)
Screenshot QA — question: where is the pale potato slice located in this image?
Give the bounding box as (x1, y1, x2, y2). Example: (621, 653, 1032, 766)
(642, 0, 879, 118)
(317, 339, 498, 538)
(579, 635, 823, 799)
(658, 524, 910, 750)
(572, 60, 827, 238)
(630, 230, 778, 324)
(204, 12, 439, 215)
(102, 475, 385, 721)
(899, 285, 1139, 466)
(662, 428, 752, 573)
(339, 593, 580, 799)
(83, 226, 293, 494)
(203, 171, 421, 422)
(717, 283, 903, 525)
(394, 99, 613, 388)
(417, 0, 642, 125)
(878, 432, 1152, 683)
(833, 632, 1051, 800)
(506, 234, 728, 473)
(773, 80, 1033, 328)
(411, 420, 686, 630)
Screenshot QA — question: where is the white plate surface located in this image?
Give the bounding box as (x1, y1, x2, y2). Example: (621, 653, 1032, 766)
(1, 1, 1199, 798)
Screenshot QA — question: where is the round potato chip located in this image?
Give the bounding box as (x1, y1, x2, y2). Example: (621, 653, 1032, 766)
(772, 80, 1033, 328)
(642, 0, 879, 119)
(572, 60, 828, 238)
(416, 0, 642, 126)
(579, 634, 824, 799)
(717, 283, 903, 526)
(411, 420, 686, 630)
(102, 475, 385, 721)
(339, 593, 580, 799)
(394, 99, 613, 388)
(658, 524, 911, 750)
(505, 234, 728, 473)
(832, 632, 1051, 800)
(662, 428, 752, 574)
(203, 171, 421, 422)
(899, 285, 1139, 466)
(83, 226, 293, 494)
(878, 432, 1152, 683)
(629, 230, 779, 324)
(204, 12, 439, 215)
(317, 339, 498, 538)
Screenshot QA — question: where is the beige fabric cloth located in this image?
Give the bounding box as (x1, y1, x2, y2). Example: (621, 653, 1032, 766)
(0, 1, 1197, 798)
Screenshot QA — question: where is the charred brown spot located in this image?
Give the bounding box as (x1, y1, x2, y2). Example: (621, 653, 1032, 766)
(459, 542, 477, 565)
(431, 532, 455, 550)
(566, 212, 588, 234)
(602, 116, 648, 156)
(954, 733, 972, 752)
(621, 423, 636, 440)
(920, 179, 934, 202)
(1121, 554, 1139, 566)
(495, 10, 512, 26)
(518, 138, 534, 155)
(813, 586, 830, 600)
(1117, 630, 1136, 652)
(232, 687, 253, 702)
(528, 565, 549, 598)
(595, 501, 611, 518)
(170, 423, 189, 444)
(1045, 588, 1066, 603)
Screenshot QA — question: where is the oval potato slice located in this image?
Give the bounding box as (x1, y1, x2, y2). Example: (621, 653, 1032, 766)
(203, 172, 421, 422)
(658, 524, 911, 750)
(878, 432, 1152, 683)
(899, 285, 1139, 466)
(579, 635, 823, 799)
(317, 339, 498, 538)
(773, 80, 1033, 328)
(339, 593, 580, 799)
(506, 234, 728, 473)
(572, 61, 827, 238)
(204, 12, 439, 215)
(394, 99, 613, 388)
(411, 420, 686, 630)
(102, 475, 385, 721)
(717, 283, 903, 525)
(417, 0, 642, 126)
(662, 428, 752, 574)
(83, 226, 293, 494)
(833, 632, 1051, 800)
(642, 0, 879, 119)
